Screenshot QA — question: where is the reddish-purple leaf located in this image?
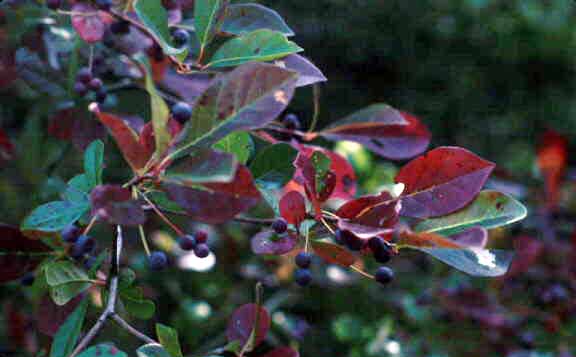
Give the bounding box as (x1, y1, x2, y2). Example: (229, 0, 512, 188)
(279, 191, 306, 226)
(0, 48, 17, 89)
(36, 294, 83, 337)
(311, 241, 356, 267)
(537, 130, 568, 209)
(163, 165, 261, 224)
(336, 192, 400, 239)
(397, 230, 462, 249)
(262, 347, 300, 357)
(160, 70, 212, 103)
(274, 54, 326, 87)
(320, 105, 430, 160)
(504, 235, 543, 278)
(90, 185, 146, 226)
(396, 146, 495, 218)
(251, 230, 298, 255)
(449, 226, 488, 248)
(71, 115, 107, 152)
(71, 4, 108, 44)
(0, 128, 15, 167)
(226, 303, 271, 348)
(0, 224, 50, 283)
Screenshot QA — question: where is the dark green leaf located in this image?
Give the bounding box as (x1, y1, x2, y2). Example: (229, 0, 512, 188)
(147, 191, 186, 215)
(45, 261, 91, 305)
(221, 3, 294, 36)
(137, 343, 172, 357)
(156, 324, 184, 357)
(50, 297, 88, 357)
(415, 247, 514, 277)
(249, 143, 297, 188)
(77, 343, 127, 357)
(84, 140, 104, 188)
(21, 200, 89, 234)
(195, 0, 228, 51)
(311, 150, 331, 194)
(165, 148, 238, 184)
(121, 286, 156, 320)
(214, 132, 254, 164)
(63, 174, 91, 203)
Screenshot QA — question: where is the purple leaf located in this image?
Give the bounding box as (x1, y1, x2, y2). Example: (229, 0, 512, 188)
(273, 54, 326, 87)
(251, 230, 297, 255)
(0, 224, 50, 283)
(336, 192, 400, 239)
(226, 303, 270, 348)
(90, 185, 146, 226)
(71, 4, 107, 44)
(36, 294, 83, 337)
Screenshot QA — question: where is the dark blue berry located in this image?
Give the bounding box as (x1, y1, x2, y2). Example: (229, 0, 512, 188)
(178, 234, 197, 251)
(195, 230, 208, 243)
(72, 235, 95, 258)
(20, 272, 35, 286)
(295, 252, 312, 269)
(375, 266, 394, 285)
(83, 256, 97, 270)
(283, 114, 301, 130)
(171, 102, 192, 124)
(194, 243, 210, 258)
(368, 237, 391, 263)
(172, 29, 189, 47)
(110, 20, 130, 35)
(294, 268, 311, 286)
(74, 81, 88, 97)
(148, 251, 168, 271)
(341, 230, 363, 251)
(95, 88, 107, 104)
(334, 229, 345, 245)
(46, 0, 62, 10)
(96, 0, 112, 11)
(272, 218, 288, 234)
(61, 225, 81, 243)
(76, 67, 92, 84)
(88, 77, 103, 91)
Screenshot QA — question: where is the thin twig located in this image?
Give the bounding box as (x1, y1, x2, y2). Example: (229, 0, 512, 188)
(233, 216, 275, 225)
(137, 188, 185, 236)
(111, 314, 156, 344)
(308, 84, 321, 133)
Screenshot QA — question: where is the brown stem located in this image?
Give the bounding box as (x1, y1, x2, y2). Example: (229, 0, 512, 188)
(137, 189, 186, 236)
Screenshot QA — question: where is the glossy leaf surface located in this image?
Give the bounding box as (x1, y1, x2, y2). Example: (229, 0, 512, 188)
(221, 3, 294, 36)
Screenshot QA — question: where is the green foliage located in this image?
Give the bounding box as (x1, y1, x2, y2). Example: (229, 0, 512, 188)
(50, 297, 89, 357)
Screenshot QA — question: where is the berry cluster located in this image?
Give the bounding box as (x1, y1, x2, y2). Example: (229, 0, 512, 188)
(61, 224, 97, 268)
(74, 67, 107, 104)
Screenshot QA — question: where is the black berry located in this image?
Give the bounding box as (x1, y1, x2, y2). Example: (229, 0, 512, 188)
(172, 29, 189, 47)
(95, 0, 112, 11)
(195, 230, 208, 244)
(334, 229, 344, 245)
(147, 43, 165, 62)
(61, 224, 81, 243)
(294, 268, 311, 286)
(148, 251, 168, 271)
(271, 218, 288, 234)
(20, 272, 35, 286)
(295, 252, 312, 269)
(83, 256, 97, 270)
(171, 102, 192, 124)
(374, 266, 394, 285)
(95, 88, 107, 104)
(46, 0, 62, 10)
(74, 81, 88, 97)
(368, 237, 391, 263)
(283, 114, 301, 131)
(88, 77, 103, 91)
(194, 243, 210, 258)
(110, 20, 130, 35)
(76, 67, 92, 84)
(72, 235, 95, 258)
(341, 230, 363, 251)
(178, 235, 197, 251)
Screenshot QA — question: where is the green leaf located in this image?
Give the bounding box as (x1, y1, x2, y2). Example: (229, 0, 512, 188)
(194, 0, 228, 51)
(165, 148, 238, 184)
(311, 150, 331, 193)
(137, 343, 172, 357)
(214, 131, 254, 164)
(63, 174, 91, 203)
(168, 62, 298, 160)
(45, 261, 91, 305)
(147, 191, 186, 214)
(50, 297, 88, 357)
(138, 57, 171, 158)
(77, 343, 127, 357)
(156, 324, 184, 357)
(415, 247, 514, 277)
(414, 190, 527, 235)
(84, 140, 104, 188)
(21, 200, 90, 233)
(134, 0, 187, 62)
(221, 3, 294, 36)
(121, 286, 156, 320)
(249, 143, 297, 188)
(204, 29, 302, 68)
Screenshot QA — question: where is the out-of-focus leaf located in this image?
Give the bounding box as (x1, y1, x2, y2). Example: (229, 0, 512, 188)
(205, 29, 302, 68)
(165, 148, 238, 185)
(195, 0, 228, 52)
(147, 191, 186, 214)
(251, 230, 297, 255)
(320, 106, 430, 160)
(134, 0, 187, 62)
(136, 343, 171, 357)
(537, 130, 568, 209)
(121, 286, 156, 320)
(279, 191, 306, 226)
(214, 131, 254, 164)
(414, 247, 514, 277)
(90, 185, 146, 226)
(0, 224, 50, 283)
(163, 166, 260, 224)
(396, 146, 495, 218)
(250, 143, 297, 188)
(63, 174, 92, 204)
(37, 294, 83, 337)
(169, 63, 298, 160)
(414, 190, 527, 235)
(226, 303, 270, 348)
(0, 128, 15, 167)
(71, 4, 106, 43)
(84, 140, 104, 188)
(49, 297, 88, 357)
(273, 54, 326, 87)
(155, 324, 184, 357)
(77, 344, 127, 357)
(221, 3, 294, 36)
(504, 235, 543, 278)
(21, 200, 89, 235)
(311, 240, 356, 267)
(261, 347, 299, 357)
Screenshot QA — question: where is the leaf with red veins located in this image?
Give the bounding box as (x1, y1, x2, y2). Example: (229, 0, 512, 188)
(397, 230, 463, 249)
(0, 224, 50, 283)
(335, 191, 400, 239)
(311, 240, 356, 267)
(226, 303, 271, 348)
(449, 226, 487, 248)
(395, 146, 495, 219)
(163, 165, 261, 224)
(90, 185, 146, 226)
(279, 191, 306, 226)
(251, 230, 298, 255)
(71, 4, 110, 44)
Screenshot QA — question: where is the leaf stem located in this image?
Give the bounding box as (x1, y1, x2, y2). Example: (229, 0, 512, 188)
(137, 189, 185, 236)
(308, 84, 321, 133)
(350, 265, 375, 280)
(82, 214, 99, 236)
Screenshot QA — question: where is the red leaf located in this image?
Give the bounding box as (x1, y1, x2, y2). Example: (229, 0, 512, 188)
(0, 128, 15, 166)
(335, 191, 400, 238)
(279, 191, 306, 226)
(0, 224, 50, 283)
(36, 294, 83, 337)
(48, 108, 77, 140)
(71, 4, 107, 44)
(537, 130, 567, 210)
(396, 146, 495, 218)
(163, 166, 261, 224)
(226, 303, 271, 348)
(251, 230, 298, 256)
(262, 347, 300, 357)
(311, 241, 356, 267)
(0, 48, 17, 89)
(397, 230, 462, 249)
(90, 185, 146, 226)
(504, 235, 542, 278)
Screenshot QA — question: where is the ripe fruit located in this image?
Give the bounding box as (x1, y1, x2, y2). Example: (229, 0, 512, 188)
(110, 20, 130, 35)
(334, 229, 344, 245)
(194, 243, 210, 258)
(88, 77, 103, 91)
(74, 81, 88, 97)
(72, 235, 95, 258)
(83, 256, 97, 270)
(46, 0, 62, 10)
(20, 272, 35, 286)
(295, 252, 312, 269)
(271, 218, 288, 234)
(172, 29, 189, 47)
(61, 224, 81, 243)
(375, 266, 394, 285)
(368, 237, 391, 263)
(283, 113, 301, 131)
(178, 235, 197, 251)
(95, 0, 112, 11)
(340, 230, 363, 251)
(148, 251, 168, 271)
(195, 230, 208, 244)
(76, 67, 92, 84)
(171, 102, 192, 124)
(294, 268, 312, 286)
(95, 88, 107, 104)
